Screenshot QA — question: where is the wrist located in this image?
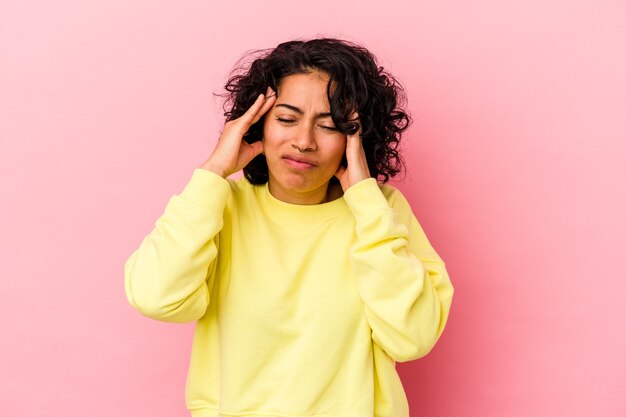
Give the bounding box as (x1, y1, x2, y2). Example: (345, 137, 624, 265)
(199, 161, 227, 178)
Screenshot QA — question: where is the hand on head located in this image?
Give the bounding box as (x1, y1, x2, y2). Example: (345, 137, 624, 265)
(334, 111, 371, 191)
(200, 87, 276, 178)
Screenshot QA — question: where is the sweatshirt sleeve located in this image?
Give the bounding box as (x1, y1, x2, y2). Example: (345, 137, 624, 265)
(124, 168, 231, 323)
(342, 178, 454, 362)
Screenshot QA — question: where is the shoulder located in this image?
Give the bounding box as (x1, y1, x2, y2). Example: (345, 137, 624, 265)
(223, 175, 260, 207)
(379, 181, 413, 212)
(228, 175, 254, 193)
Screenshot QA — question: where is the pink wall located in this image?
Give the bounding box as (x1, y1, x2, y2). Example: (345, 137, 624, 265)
(1, 1, 624, 416)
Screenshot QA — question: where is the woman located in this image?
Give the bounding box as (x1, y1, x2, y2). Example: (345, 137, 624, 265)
(124, 37, 454, 417)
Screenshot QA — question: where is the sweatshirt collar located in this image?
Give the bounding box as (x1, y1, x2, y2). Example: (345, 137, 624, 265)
(257, 181, 350, 222)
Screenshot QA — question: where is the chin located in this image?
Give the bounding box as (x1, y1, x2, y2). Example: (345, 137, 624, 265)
(276, 175, 313, 190)
(270, 169, 319, 190)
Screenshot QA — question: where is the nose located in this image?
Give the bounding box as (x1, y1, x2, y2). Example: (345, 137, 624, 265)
(291, 123, 317, 152)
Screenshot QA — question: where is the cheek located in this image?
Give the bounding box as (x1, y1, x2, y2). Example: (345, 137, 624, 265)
(263, 118, 281, 138)
(261, 129, 286, 163)
(263, 125, 291, 148)
(331, 139, 347, 161)
(261, 122, 270, 142)
(261, 126, 276, 149)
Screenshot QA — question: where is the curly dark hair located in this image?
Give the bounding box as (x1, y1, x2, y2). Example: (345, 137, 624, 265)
(215, 37, 412, 184)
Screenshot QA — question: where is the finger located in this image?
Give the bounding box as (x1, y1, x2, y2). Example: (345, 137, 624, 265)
(351, 111, 361, 135)
(346, 112, 362, 154)
(249, 140, 264, 157)
(237, 92, 269, 126)
(346, 113, 369, 180)
(346, 111, 361, 139)
(250, 89, 277, 125)
(239, 140, 264, 168)
(243, 87, 277, 126)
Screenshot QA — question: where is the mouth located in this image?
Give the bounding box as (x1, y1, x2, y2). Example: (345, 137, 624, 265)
(282, 155, 317, 170)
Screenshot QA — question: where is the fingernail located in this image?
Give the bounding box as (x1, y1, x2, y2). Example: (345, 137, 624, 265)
(265, 86, 271, 97)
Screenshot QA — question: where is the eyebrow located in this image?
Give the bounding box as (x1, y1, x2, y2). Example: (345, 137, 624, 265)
(274, 103, 331, 119)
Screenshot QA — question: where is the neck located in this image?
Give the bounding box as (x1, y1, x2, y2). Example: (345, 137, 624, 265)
(267, 179, 341, 205)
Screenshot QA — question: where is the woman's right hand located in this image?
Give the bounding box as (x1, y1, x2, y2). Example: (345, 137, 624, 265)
(200, 87, 276, 178)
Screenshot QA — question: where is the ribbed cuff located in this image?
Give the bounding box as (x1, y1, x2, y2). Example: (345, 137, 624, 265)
(178, 168, 231, 210)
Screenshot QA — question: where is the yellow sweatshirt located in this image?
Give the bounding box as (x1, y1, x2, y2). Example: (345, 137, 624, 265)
(124, 168, 454, 417)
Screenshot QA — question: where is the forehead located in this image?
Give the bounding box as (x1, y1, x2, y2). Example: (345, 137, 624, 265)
(276, 72, 331, 104)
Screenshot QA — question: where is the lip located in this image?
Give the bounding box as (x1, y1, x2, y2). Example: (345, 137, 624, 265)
(282, 154, 317, 168)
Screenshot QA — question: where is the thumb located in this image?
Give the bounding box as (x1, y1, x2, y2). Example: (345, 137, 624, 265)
(250, 140, 264, 157)
(334, 165, 346, 180)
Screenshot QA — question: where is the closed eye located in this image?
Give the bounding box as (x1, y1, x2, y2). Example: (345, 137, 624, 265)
(276, 117, 337, 131)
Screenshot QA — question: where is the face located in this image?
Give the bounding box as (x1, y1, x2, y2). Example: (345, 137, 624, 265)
(262, 71, 347, 202)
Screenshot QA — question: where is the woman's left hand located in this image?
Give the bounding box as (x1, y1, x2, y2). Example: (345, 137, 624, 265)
(334, 111, 371, 191)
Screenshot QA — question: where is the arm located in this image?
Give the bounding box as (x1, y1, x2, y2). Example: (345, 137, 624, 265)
(123, 168, 231, 323)
(343, 178, 455, 362)
(125, 88, 273, 323)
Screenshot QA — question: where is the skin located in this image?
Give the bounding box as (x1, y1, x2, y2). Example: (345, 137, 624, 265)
(200, 70, 371, 205)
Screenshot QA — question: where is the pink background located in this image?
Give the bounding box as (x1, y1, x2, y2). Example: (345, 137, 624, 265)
(1, 1, 624, 416)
